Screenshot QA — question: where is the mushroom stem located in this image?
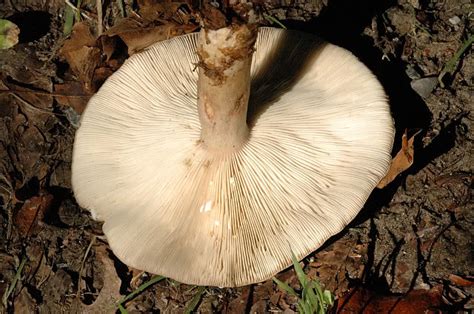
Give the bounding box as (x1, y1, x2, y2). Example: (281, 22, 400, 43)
(197, 24, 257, 151)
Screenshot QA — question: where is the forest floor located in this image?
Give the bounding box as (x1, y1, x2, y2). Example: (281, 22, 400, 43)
(0, 0, 472, 313)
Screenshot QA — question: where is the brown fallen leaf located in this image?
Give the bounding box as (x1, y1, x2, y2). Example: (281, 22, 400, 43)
(92, 67, 115, 90)
(60, 22, 101, 92)
(337, 285, 444, 313)
(137, 0, 197, 24)
(377, 129, 421, 188)
(14, 193, 53, 237)
(448, 274, 474, 287)
(54, 81, 91, 114)
(307, 237, 367, 298)
(2, 80, 53, 112)
(99, 35, 117, 62)
(62, 21, 96, 48)
(13, 289, 36, 313)
(129, 267, 145, 289)
(74, 246, 122, 313)
(137, 1, 188, 21)
(0, 46, 54, 111)
(60, 18, 197, 93)
(103, 16, 198, 55)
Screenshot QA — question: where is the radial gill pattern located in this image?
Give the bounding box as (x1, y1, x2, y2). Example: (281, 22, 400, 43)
(72, 28, 395, 287)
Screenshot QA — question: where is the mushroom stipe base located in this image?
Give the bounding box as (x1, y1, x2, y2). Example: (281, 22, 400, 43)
(72, 27, 394, 287)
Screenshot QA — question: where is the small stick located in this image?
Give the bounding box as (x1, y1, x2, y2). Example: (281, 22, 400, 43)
(10, 93, 57, 115)
(96, 0, 103, 35)
(64, 0, 80, 13)
(76, 236, 97, 300)
(0, 88, 91, 98)
(117, 0, 126, 18)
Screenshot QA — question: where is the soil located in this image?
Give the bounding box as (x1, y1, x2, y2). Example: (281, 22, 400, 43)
(0, 0, 472, 313)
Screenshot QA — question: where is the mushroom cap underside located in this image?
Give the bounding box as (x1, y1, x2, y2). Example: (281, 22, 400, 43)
(72, 27, 395, 287)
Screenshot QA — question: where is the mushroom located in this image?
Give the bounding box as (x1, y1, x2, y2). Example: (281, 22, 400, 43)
(72, 27, 394, 287)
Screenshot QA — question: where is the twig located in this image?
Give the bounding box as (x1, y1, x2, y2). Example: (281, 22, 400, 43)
(0, 88, 91, 98)
(65, 0, 80, 14)
(96, 0, 103, 35)
(130, 270, 145, 288)
(1, 171, 15, 239)
(0, 173, 13, 204)
(263, 13, 287, 29)
(80, 12, 93, 21)
(76, 236, 97, 299)
(10, 93, 57, 115)
(117, 0, 126, 18)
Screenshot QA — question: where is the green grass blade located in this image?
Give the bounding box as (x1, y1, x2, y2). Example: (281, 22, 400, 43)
(263, 13, 287, 29)
(296, 301, 306, 314)
(275, 251, 334, 313)
(438, 33, 474, 87)
(116, 275, 165, 309)
(299, 298, 312, 314)
(312, 280, 324, 303)
(118, 303, 128, 314)
(291, 252, 308, 287)
(305, 281, 319, 310)
(63, 5, 75, 35)
(184, 286, 206, 314)
(2, 256, 27, 306)
(322, 290, 334, 307)
(272, 277, 298, 297)
(75, 0, 83, 21)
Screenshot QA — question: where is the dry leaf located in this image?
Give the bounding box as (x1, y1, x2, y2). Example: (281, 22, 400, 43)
(103, 17, 198, 54)
(0, 46, 54, 97)
(2, 80, 53, 111)
(13, 289, 36, 313)
(338, 285, 444, 313)
(307, 237, 367, 297)
(75, 246, 122, 313)
(54, 81, 91, 114)
(377, 129, 421, 188)
(14, 193, 53, 237)
(92, 67, 115, 89)
(60, 22, 101, 92)
(137, 1, 196, 23)
(448, 274, 474, 287)
(60, 4, 198, 92)
(61, 22, 96, 49)
(99, 35, 117, 62)
(227, 286, 252, 313)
